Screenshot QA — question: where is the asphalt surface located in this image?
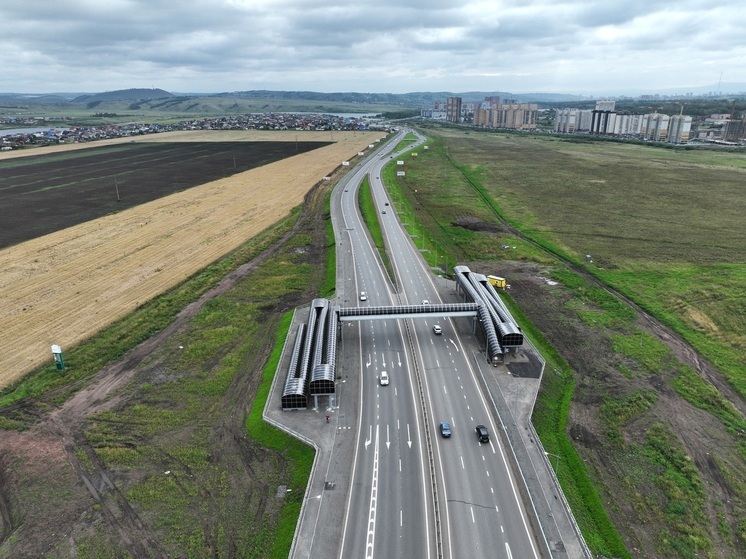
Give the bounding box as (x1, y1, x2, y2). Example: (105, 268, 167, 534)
(263, 132, 592, 559)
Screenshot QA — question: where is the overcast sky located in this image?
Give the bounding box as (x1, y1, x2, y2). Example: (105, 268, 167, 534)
(1, 0, 744, 96)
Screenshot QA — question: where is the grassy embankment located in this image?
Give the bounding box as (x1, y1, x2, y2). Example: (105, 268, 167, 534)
(382, 125, 746, 558)
(357, 175, 395, 282)
(0, 188, 336, 556)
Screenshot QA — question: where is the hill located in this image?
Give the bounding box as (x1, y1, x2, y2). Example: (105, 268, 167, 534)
(71, 88, 174, 103)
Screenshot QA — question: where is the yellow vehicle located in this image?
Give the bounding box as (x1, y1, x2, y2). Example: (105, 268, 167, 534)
(487, 275, 506, 289)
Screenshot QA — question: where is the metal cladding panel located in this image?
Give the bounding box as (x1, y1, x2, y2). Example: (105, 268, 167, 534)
(283, 376, 306, 393)
(286, 323, 306, 381)
(337, 303, 478, 320)
(282, 377, 307, 409)
(281, 392, 307, 410)
(299, 301, 320, 386)
(312, 302, 329, 367)
(472, 272, 523, 348)
(477, 303, 503, 362)
(496, 321, 524, 347)
(282, 324, 307, 409)
(310, 364, 335, 395)
(325, 310, 338, 376)
(496, 320, 521, 335)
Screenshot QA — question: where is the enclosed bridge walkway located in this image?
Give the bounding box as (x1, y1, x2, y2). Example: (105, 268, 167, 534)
(279, 265, 524, 411)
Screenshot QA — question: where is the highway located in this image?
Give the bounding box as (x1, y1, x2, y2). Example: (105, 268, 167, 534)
(336, 134, 433, 558)
(336, 130, 541, 558)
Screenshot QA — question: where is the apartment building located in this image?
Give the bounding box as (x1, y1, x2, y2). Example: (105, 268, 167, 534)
(667, 115, 693, 144)
(554, 99, 692, 144)
(721, 116, 746, 143)
(554, 108, 578, 133)
(473, 100, 538, 130)
(641, 113, 670, 142)
(446, 97, 462, 123)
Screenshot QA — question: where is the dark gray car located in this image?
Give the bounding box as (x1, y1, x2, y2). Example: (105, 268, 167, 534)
(475, 424, 489, 443)
(439, 421, 451, 438)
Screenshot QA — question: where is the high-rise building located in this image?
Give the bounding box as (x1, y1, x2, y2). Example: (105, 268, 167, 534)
(555, 109, 594, 133)
(641, 113, 670, 142)
(446, 97, 462, 123)
(554, 108, 577, 133)
(722, 116, 746, 143)
(473, 105, 490, 127)
(490, 103, 538, 129)
(595, 100, 616, 112)
(590, 110, 614, 134)
(667, 115, 692, 144)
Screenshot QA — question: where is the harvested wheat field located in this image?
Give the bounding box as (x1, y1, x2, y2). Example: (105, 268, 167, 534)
(0, 130, 385, 387)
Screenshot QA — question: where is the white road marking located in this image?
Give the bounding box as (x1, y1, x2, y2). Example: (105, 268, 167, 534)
(365, 425, 380, 559)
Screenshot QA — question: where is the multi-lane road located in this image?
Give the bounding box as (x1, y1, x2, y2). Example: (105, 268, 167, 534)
(335, 130, 540, 558)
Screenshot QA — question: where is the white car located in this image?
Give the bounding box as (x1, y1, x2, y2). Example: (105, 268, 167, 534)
(360, 292, 367, 301)
(433, 325, 442, 335)
(379, 371, 389, 386)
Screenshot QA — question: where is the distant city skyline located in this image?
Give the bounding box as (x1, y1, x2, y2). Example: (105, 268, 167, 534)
(1, 0, 744, 96)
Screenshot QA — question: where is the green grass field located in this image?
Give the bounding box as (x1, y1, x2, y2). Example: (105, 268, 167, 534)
(411, 126, 745, 396)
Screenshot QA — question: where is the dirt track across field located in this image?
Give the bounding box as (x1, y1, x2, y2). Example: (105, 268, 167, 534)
(0, 130, 385, 388)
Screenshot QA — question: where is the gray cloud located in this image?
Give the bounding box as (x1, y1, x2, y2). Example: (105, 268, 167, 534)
(0, 0, 743, 95)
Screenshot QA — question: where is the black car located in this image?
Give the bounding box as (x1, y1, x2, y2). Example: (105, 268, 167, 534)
(439, 421, 452, 438)
(475, 424, 489, 443)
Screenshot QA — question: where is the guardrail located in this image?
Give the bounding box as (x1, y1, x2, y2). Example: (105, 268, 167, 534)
(399, 299, 444, 559)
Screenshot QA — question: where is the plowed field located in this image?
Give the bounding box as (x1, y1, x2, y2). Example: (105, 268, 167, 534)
(0, 140, 330, 248)
(0, 130, 385, 387)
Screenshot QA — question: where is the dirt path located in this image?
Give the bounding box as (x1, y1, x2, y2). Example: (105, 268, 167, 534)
(0, 130, 384, 387)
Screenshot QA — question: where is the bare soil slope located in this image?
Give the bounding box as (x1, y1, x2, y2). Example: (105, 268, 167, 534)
(0, 130, 384, 387)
